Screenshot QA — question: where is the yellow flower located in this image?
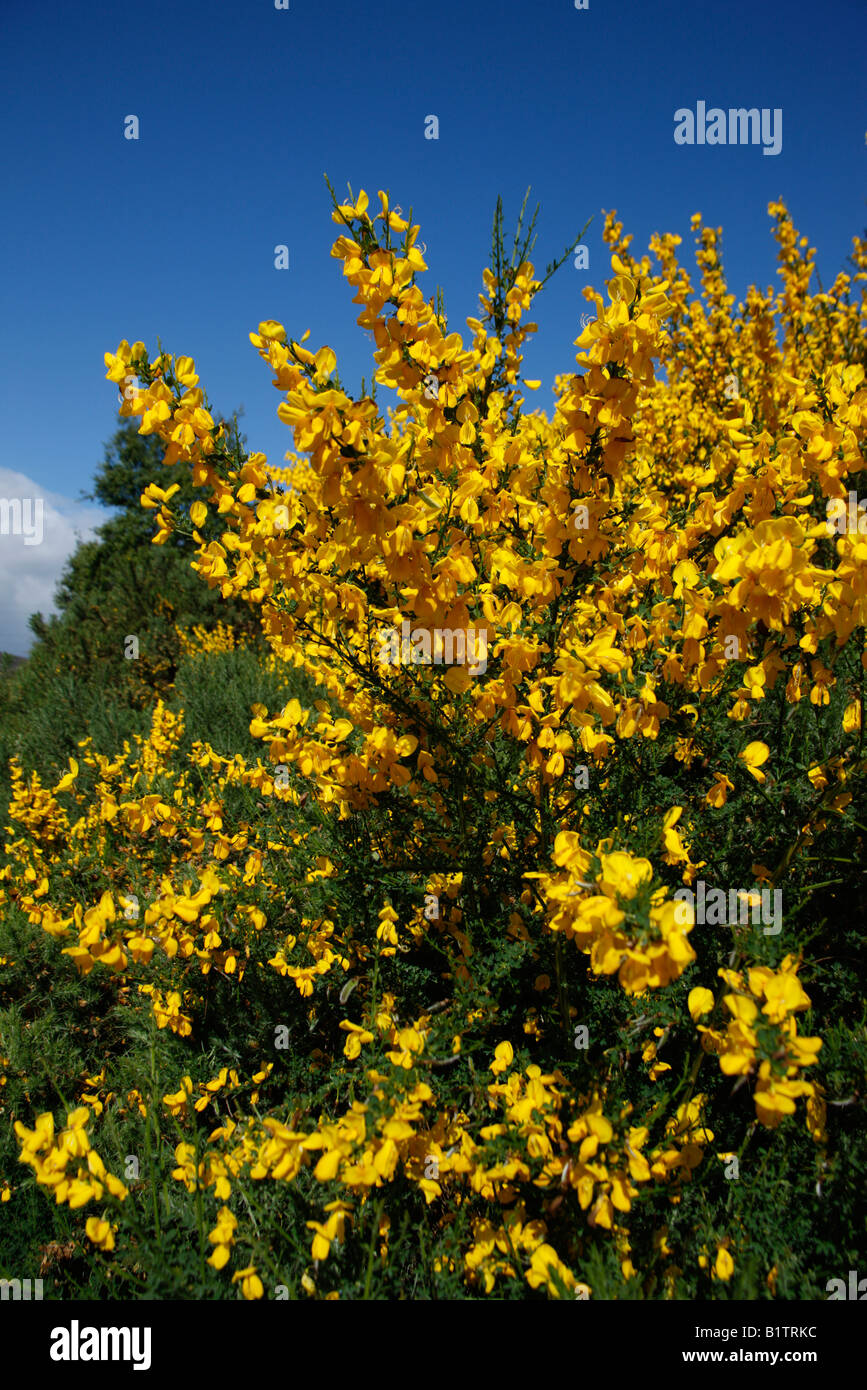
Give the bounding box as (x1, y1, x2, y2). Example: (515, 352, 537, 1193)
(525, 1243, 576, 1297)
(760, 971, 810, 1022)
(598, 852, 653, 901)
(340, 1020, 375, 1059)
(842, 700, 861, 733)
(376, 903, 400, 947)
(163, 1077, 193, 1116)
(231, 1265, 264, 1299)
(386, 1027, 425, 1068)
(713, 1245, 734, 1280)
(706, 773, 733, 808)
(207, 1206, 238, 1270)
(739, 742, 770, 782)
(85, 1217, 116, 1252)
(661, 807, 692, 867)
(306, 1204, 350, 1261)
(52, 758, 79, 794)
(688, 987, 715, 1022)
(490, 1041, 514, 1075)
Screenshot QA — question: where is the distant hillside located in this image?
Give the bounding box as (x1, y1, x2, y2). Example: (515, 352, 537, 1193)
(0, 653, 27, 676)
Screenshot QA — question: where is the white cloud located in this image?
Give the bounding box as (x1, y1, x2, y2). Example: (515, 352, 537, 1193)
(0, 468, 108, 656)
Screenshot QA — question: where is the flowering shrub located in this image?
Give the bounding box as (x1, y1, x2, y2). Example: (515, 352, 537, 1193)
(1, 185, 865, 1299)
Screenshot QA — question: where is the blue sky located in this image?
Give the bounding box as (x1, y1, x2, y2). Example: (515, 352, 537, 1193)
(0, 0, 864, 653)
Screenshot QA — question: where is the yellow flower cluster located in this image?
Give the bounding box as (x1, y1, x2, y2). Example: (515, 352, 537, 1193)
(14, 1107, 128, 1210)
(690, 957, 824, 1129)
(533, 837, 695, 993)
(176, 621, 244, 657)
(3, 184, 863, 1299)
